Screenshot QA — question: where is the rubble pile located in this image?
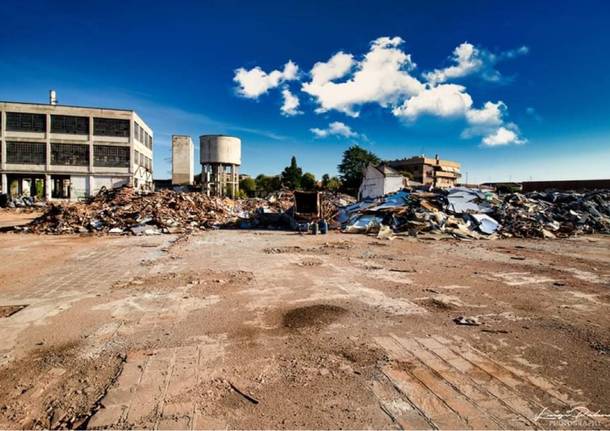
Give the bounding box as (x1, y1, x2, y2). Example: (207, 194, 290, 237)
(20, 187, 350, 235)
(24, 187, 241, 235)
(340, 188, 610, 239)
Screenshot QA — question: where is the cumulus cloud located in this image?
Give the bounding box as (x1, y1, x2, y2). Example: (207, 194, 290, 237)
(481, 125, 526, 146)
(233, 36, 528, 147)
(465, 101, 506, 126)
(424, 43, 529, 84)
(310, 121, 358, 138)
(234, 60, 299, 98)
(302, 36, 424, 117)
(392, 84, 473, 120)
(280, 88, 302, 116)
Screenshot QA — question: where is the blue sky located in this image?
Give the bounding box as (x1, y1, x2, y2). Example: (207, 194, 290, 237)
(1, 0, 609, 182)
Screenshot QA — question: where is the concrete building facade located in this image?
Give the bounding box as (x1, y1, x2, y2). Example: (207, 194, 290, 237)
(387, 155, 461, 188)
(171, 135, 194, 186)
(0, 99, 153, 200)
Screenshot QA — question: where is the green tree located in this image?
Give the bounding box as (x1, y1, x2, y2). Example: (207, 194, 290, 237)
(239, 177, 257, 197)
(301, 172, 317, 191)
(255, 174, 281, 196)
(337, 145, 380, 196)
(281, 156, 303, 190)
(321, 174, 342, 192)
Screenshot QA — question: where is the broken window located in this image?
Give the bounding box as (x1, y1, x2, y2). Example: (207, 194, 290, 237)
(51, 115, 89, 135)
(6, 112, 46, 132)
(51, 143, 89, 166)
(93, 145, 130, 167)
(93, 118, 130, 137)
(6, 142, 46, 164)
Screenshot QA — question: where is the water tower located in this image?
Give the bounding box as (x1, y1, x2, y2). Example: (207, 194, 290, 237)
(200, 135, 241, 198)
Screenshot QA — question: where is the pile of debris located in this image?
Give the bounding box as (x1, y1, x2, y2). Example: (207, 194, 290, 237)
(23, 187, 241, 235)
(340, 188, 610, 239)
(19, 187, 351, 235)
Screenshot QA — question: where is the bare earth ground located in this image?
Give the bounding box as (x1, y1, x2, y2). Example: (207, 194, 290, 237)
(0, 209, 43, 229)
(0, 229, 608, 430)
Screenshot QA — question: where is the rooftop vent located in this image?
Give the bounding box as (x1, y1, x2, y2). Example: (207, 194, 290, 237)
(49, 89, 57, 106)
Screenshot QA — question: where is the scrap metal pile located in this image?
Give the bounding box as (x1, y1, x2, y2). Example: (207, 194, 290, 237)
(340, 188, 610, 239)
(19, 187, 351, 235)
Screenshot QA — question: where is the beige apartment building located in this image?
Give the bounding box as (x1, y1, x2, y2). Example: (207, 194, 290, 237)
(387, 154, 461, 188)
(0, 96, 153, 201)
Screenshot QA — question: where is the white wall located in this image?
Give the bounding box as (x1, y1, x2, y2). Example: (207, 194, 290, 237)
(359, 165, 405, 199)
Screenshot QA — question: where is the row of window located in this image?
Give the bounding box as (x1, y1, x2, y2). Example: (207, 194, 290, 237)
(134, 123, 152, 149)
(1, 112, 137, 138)
(3, 142, 132, 168)
(134, 150, 152, 171)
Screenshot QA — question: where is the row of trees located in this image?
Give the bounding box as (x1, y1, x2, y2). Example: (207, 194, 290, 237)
(239, 146, 379, 197)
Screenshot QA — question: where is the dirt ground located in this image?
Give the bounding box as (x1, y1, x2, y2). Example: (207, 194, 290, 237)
(0, 230, 608, 429)
(0, 209, 42, 230)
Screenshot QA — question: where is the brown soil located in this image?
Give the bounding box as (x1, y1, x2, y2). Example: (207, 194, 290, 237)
(0, 231, 608, 429)
(282, 304, 348, 329)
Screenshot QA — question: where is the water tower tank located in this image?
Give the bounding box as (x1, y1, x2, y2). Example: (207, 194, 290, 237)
(199, 135, 242, 198)
(200, 135, 241, 165)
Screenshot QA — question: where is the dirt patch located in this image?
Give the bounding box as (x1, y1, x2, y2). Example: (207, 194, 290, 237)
(0, 342, 125, 429)
(263, 246, 304, 254)
(0, 304, 28, 318)
(282, 304, 348, 329)
(112, 270, 254, 295)
(296, 258, 323, 267)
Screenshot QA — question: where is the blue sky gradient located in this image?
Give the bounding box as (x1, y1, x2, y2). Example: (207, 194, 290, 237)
(1, 0, 609, 182)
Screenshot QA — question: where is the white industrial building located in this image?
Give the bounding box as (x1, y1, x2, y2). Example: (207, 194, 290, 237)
(358, 163, 405, 199)
(0, 93, 153, 201)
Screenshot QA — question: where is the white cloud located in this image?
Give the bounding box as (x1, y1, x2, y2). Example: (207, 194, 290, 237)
(392, 84, 473, 120)
(466, 101, 506, 126)
(310, 121, 358, 138)
(280, 88, 302, 116)
(424, 42, 529, 84)
(482, 125, 526, 146)
(302, 36, 424, 117)
(233, 36, 528, 147)
(308, 52, 354, 86)
(234, 60, 299, 98)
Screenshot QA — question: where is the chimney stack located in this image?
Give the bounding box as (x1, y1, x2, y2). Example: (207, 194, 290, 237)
(49, 89, 57, 106)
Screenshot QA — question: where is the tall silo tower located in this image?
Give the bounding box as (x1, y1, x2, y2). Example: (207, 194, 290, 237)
(200, 135, 241, 198)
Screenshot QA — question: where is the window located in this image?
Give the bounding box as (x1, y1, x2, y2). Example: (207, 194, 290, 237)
(51, 143, 89, 166)
(93, 118, 130, 137)
(51, 115, 89, 135)
(94, 145, 130, 167)
(6, 112, 46, 132)
(6, 142, 46, 164)
(134, 123, 140, 141)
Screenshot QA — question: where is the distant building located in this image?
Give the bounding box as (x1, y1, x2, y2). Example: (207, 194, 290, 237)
(171, 135, 194, 186)
(387, 154, 461, 188)
(359, 163, 405, 199)
(0, 93, 153, 200)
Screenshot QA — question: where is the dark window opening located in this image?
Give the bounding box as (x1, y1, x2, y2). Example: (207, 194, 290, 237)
(51, 115, 89, 135)
(6, 142, 46, 164)
(6, 112, 46, 132)
(93, 118, 130, 137)
(51, 143, 89, 166)
(94, 145, 130, 167)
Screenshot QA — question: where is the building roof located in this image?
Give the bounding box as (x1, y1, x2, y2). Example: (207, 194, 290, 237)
(0, 100, 134, 113)
(374, 164, 403, 177)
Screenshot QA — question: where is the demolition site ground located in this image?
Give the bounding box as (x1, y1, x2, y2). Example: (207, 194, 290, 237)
(0, 230, 609, 429)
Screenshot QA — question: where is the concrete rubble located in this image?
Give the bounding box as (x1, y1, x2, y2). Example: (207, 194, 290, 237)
(17, 187, 353, 235)
(340, 187, 610, 239)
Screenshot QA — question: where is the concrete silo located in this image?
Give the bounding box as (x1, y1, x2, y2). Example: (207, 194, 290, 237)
(200, 135, 241, 198)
